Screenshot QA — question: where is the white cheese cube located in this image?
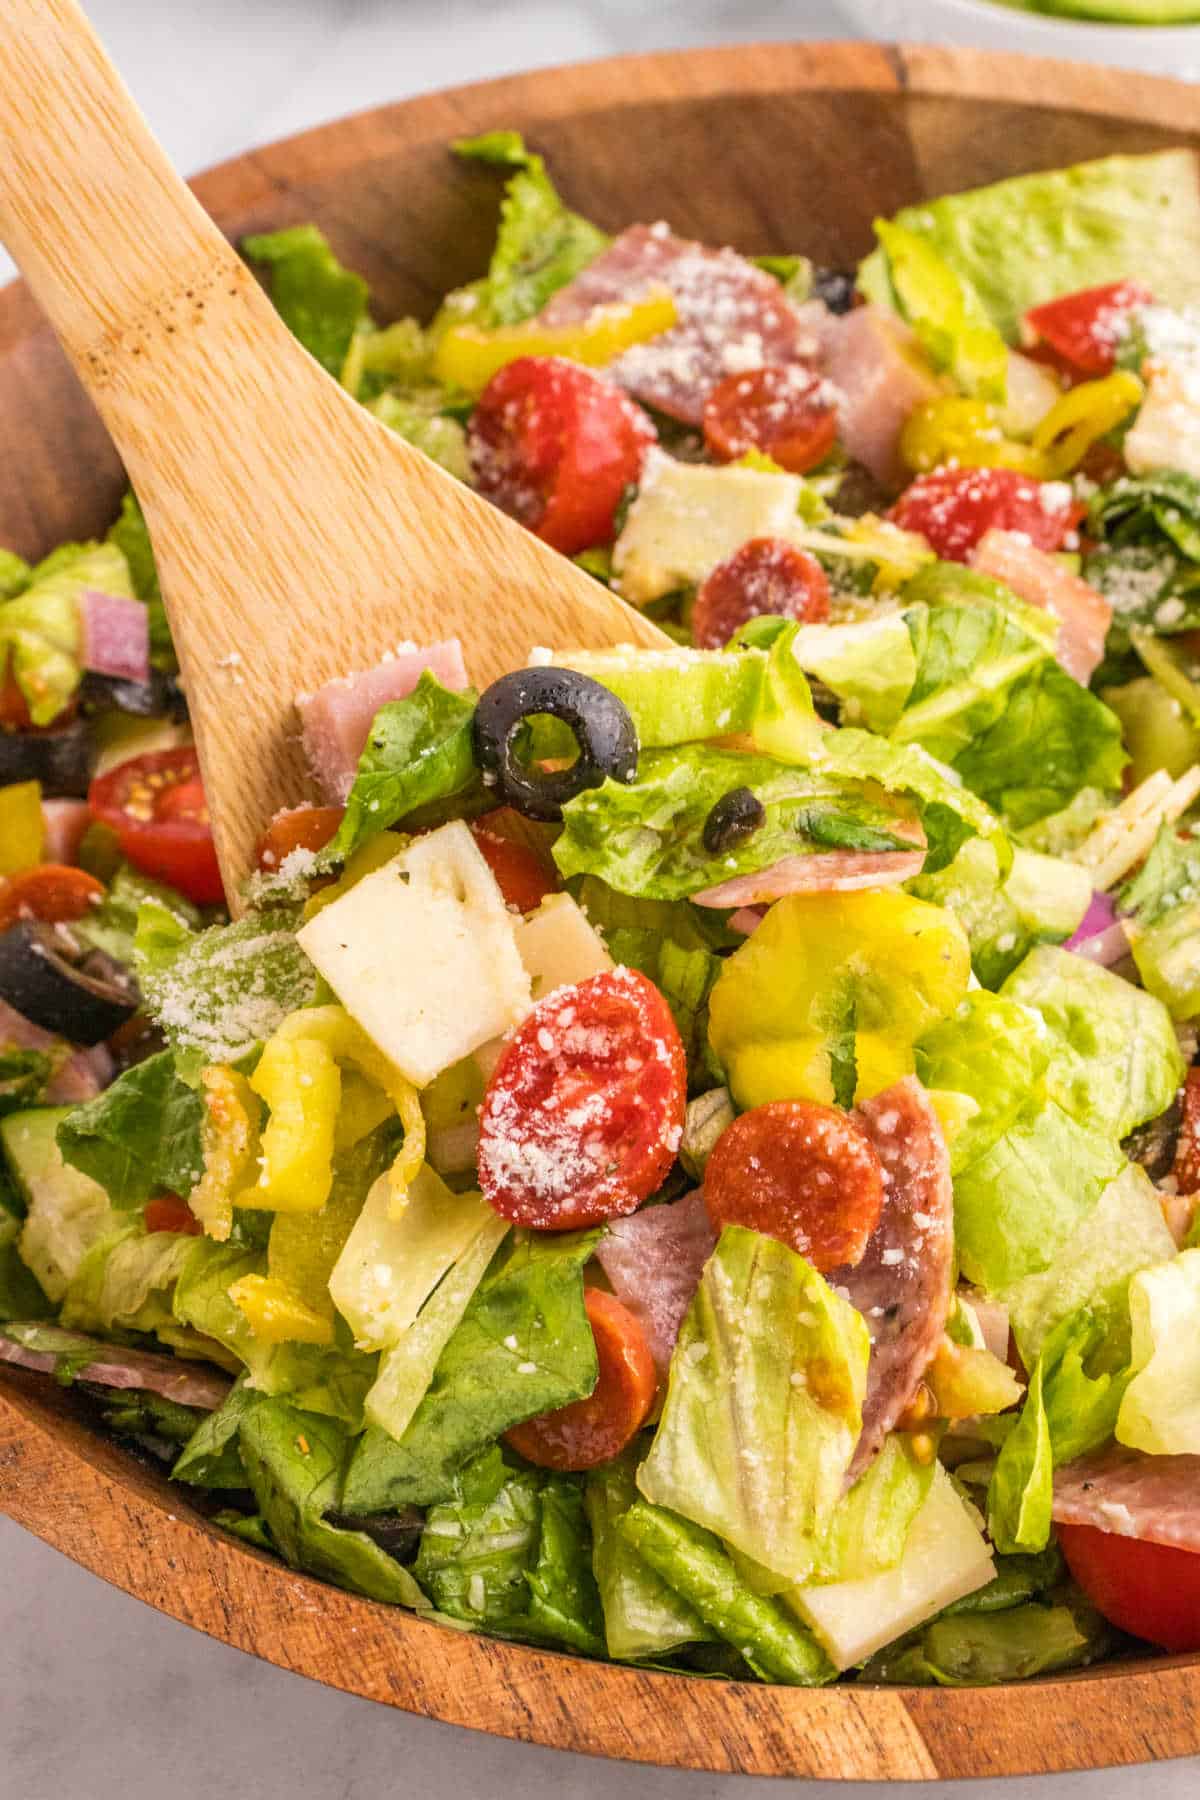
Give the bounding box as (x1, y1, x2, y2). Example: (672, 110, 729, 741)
(789, 1465, 995, 1670)
(1126, 360, 1200, 481)
(514, 893, 613, 1002)
(296, 820, 531, 1086)
(613, 448, 811, 603)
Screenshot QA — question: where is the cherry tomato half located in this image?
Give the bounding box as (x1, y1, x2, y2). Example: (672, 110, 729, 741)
(704, 1098, 884, 1272)
(144, 1194, 203, 1236)
(477, 967, 686, 1230)
(703, 364, 838, 473)
(889, 465, 1082, 564)
(1058, 1522, 1200, 1654)
(256, 805, 346, 872)
(470, 813, 558, 914)
(0, 864, 105, 932)
(1023, 281, 1152, 380)
(467, 355, 655, 556)
(692, 537, 830, 649)
(89, 747, 224, 906)
(505, 1288, 656, 1470)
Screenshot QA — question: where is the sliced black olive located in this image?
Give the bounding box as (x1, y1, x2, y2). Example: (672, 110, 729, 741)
(473, 666, 638, 822)
(0, 717, 92, 796)
(1123, 1092, 1183, 1183)
(0, 920, 138, 1045)
(326, 1508, 423, 1559)
(79, 668, 188, 721)
(812, 267, 857, 315)
(702, 786, 766, 855)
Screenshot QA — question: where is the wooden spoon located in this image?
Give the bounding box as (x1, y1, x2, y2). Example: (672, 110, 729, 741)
(0, 0, 668, 900)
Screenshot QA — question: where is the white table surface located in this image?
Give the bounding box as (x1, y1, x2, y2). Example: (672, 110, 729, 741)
(3, 3, 1199, 1795)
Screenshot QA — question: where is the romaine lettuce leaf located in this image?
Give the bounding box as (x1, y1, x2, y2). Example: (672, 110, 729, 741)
(871, 218, 1008, 401)
(637, 1226, 869, 1586)
(450, 131, 608, 327)
(0, 540, 133, 725)
(810, 727, 1008, 875)
(3, 1108, 116, 1303)
(554, 744, 922, 902)
(1129, 899, 1200, 1020)
(415, 1457, 543, 1626)
(60, 1218, 197, 1336)
(861, 1597, 1112, 1686)
(106, 490, 172, 666)
(917, 991, 1052, 1174)
(172, 1374, 255, 1488)
(75, 864, 201, 969)
(367, 389, 469, 479)
(0, 548, 30, 600)
(787, 614, 917, 734)
(0, 1050, 54, 1119)
(859, 150, 1200, 341)
(585, 1446, 714, 1661)
(242, 225, 369, 378)
(618, 1499, 835, 1685)
(237, 1396, 426, 1606)
(0, 1210, 51, 1320)
(911, 839, 1090, 989)
(56, 1053, 205, 1208)
(987, 1357, 1052, 1555)
(1117, 1250, 1200, 1455)
(342, 1229, 600, 1511)
(1121, 821, 1200, 928)
(323, 672, 479, 865)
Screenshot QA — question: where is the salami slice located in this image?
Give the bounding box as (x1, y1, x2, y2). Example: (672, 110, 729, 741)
(971, 529, 1111, 685)
(538, 223, 816, 424)
(593, 1189, 716, 1378)
(1053, 1443, 1200, 1553)
(0, 1323, 231, 1411)
(827, 1077, 955, 1481)
(691, 845, 926, 910)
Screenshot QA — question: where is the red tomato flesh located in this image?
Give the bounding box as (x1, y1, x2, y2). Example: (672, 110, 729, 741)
(470, 814, 558, 914)
(144, 1194, 203, 1236)
(0, 864, 105, 933)
(256, 805, 345, 871)
(468, 355, 655, 556)
(477, 967, 686, 1230)
(1023, 281, 1152, 379)
(505, 1288, 656, 1470)
(889, 465, 1082, 564)
(692, 537, 830, 649)
(1058, 1522, 1200, 1654)
(704, 1098, 884, 1272)
(703, 364, 838, 473)
(89, 747, 224, 906)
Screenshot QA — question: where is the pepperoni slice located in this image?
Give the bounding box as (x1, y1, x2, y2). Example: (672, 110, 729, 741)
(505, 1288, 657, 1470)
(467, 355, 654, 556)
(144, 1194, 203, 1236)
(477, 967, 686, 1230)
(703, 1098, 884, 1272)
(1172, 1067, 1200, 1195)
(256, 805, 345, 871)
(692, 537, 830, 650)
(1023, 280, 1152, 380)
(703, 365, 838, 473)
(0, 865, 105, 931)
(889, 465, 1082, 564)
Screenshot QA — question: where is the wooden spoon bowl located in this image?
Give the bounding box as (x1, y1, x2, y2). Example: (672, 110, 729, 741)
(3, 41, 1200, 1780)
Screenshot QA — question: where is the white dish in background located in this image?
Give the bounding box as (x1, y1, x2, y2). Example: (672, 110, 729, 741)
(841, 0, 1200, 76)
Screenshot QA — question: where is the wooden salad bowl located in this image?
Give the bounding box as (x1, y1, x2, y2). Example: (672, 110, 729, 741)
(3, 40, 1200, 1781)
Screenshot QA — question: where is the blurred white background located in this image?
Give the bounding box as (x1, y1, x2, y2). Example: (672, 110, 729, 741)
(3, 3, 1200, 1797)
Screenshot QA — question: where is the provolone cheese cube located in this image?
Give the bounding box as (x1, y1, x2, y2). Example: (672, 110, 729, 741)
(514, 893, 613, 1002)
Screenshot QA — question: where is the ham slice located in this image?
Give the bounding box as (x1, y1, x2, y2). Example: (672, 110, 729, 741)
(538, 223, 816, 425)
(297, 640, 469, 803)
(1053, 1443, 1200, 1553)
(806, 305, 943, 491)
(593, 1190, 717, 1378)
(971, 528, 1112, 684)
(80, 590, 150, 684)
(828, 1077, 955, 1482)
(692, 846, 926, 910)
(40, 798, 91, 865)
(0, 1324, 230, 1410)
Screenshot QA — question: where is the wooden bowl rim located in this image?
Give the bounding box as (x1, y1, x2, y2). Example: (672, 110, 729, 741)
(3, 39, 1200, 1780)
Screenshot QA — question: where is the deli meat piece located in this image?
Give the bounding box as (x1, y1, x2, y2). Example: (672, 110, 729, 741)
(41, 798, 92, 865)
(0, 997, 111, 1101)
(828, 1077, 955, 1481)
(594, 1190, 716, 1378)
(80, 590, 150, 684)
(691, 845, 926, 910)
(806, 304, 943, 491)
(1053, 1444, 1200, 1552)
(0, 1325, 231, 1410)
(297, 640, 469, 803)
(538, 223, 816, 425)
(971, 528, 1112, 684)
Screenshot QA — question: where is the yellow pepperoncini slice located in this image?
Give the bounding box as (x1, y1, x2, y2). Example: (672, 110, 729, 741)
(227, 1273, 335, 1346)
(432, 289, 678, 395)
(1030, 370, 1144, 480)
(899, 396, 1045, 478)
(189, 1065, 263, 1241)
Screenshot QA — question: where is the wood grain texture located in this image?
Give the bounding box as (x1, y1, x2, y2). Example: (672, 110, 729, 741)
(2, 38, 1200, 1778)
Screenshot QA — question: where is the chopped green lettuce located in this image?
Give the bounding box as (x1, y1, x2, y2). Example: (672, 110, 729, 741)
(585, 1446, 714, 1661)
(637, 1226, 869, 1586)
(366, 389, 469, 479)
(911, 839, 1090, 989)
(324, 672, 479, 864)
(1117, 1250, 1200, 1455)
(2, 1107, 117, 1303)
(861, 1597, 1112, 1686)
(0, 540, 133, 725)
(106, 490, 172, 666)
(75, 864, 202, 969)
(60, 1218, 197, 1336)
(242, 225, 369, 378)
(172, 1375, 256, 1488)
(56, 1053, 205, 1208)
(450, 131, 608, 327)
(987, 1357, 1052, 1555)
(0, 1209, 51, 1321)
(787, 614, 917, 733)
(859, 150, 1200, 341)
(871, 218, 1008, 400)
(0, 1050, 54, 1119)
(343, 1229, 599, 1512)
(0, 548, 30, 600)
(539, 645, 770, 748)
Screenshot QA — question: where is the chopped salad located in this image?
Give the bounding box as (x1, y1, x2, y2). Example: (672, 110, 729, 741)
(7, 132, 1200, 1685)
